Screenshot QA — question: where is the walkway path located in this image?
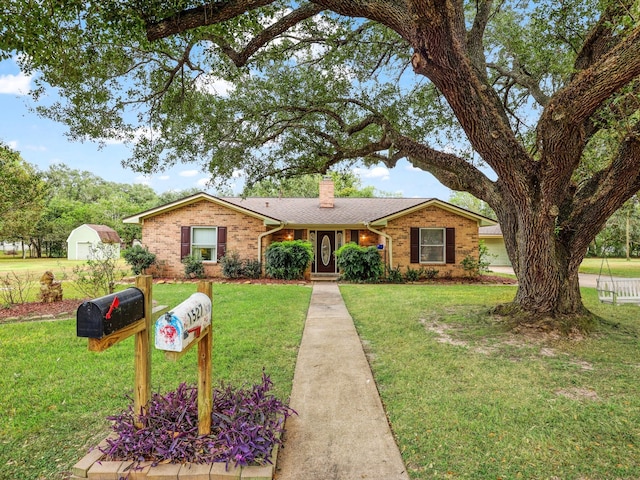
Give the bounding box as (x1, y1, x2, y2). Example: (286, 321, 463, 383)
(275, 282, 409, 480)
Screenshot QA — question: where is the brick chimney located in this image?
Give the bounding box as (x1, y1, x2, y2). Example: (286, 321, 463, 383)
(319, 176, 334, 208)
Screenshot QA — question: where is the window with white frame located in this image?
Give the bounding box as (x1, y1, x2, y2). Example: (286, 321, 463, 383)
(192, 227, 217, 261)
(420, 228, 445, 263)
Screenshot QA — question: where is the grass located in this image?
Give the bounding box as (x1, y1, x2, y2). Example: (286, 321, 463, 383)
(340, 284, 640, 479)
(0, 256, 132, 303)
(580, 257, 640, 277)
(0, 282, 311, 480)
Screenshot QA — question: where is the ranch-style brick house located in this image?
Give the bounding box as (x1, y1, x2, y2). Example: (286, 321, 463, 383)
(123, 178, 496, 279)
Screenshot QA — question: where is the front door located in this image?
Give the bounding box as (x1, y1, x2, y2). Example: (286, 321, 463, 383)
(316, 231, 336, 273)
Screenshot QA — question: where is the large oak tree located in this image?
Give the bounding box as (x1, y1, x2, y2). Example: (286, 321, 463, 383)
(3, 1, 640, 329)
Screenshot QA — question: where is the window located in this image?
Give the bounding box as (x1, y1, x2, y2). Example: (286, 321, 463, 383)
(410, 227, 455, 264)
(420, 228, 445, 263)
(192, 227, 217, 261)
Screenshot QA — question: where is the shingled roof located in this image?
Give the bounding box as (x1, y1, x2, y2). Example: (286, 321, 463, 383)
(86, 224, 122, 243)
(123, 193, 496, 227)
(220, 197, 433, 225)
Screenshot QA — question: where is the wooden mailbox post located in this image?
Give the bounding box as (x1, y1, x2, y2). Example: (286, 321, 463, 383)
(155, 281, 213, 435)
(76, 277, 212, 434)
(76, 276, 164, 425)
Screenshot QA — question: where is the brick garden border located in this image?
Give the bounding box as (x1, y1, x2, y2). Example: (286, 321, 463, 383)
(70, 436, 279, 480)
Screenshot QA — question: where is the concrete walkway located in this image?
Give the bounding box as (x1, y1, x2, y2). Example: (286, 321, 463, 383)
(275, 282, 409, 480)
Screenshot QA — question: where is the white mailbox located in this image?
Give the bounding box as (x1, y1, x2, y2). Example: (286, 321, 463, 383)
(155, 292, 212, 352)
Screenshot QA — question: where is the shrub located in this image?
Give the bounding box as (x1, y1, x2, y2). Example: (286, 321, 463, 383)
(101, 373, 295, 468)
(242, 258, 262, 279)
(335, 243, 384, 282)
(183, 254, 205, 279)
(123, 245, 157, 275)
(220, 251, 244, 278)
(0, 271, 36, 307)
(72, 243, 123, 296)
(265, 240, 312, 280)
(404, 266, 421, 282)
(386, 265, 404, 283)
(423, 267, 439, 279)
(461, 241, 493, 278)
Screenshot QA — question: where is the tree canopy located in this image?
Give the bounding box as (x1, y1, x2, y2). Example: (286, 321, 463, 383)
(3, 1, 640, 326)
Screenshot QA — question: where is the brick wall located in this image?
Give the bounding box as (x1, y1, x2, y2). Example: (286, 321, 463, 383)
(384, 205, 478, 277)
(141, 200, 267, 278)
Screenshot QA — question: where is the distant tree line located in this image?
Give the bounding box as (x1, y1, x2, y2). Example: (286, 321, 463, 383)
(0, 145, 390, 258)
(0, 143, 204, 258)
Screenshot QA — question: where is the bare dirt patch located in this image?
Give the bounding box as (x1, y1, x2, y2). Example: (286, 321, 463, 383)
(555, 387, 600, 401)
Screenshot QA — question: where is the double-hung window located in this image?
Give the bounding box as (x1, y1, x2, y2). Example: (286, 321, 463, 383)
(192, 227, 217, 262)
(420, 228, 445, 263)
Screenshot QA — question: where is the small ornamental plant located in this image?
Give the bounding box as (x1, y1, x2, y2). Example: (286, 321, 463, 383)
(100, 373, 294, 469)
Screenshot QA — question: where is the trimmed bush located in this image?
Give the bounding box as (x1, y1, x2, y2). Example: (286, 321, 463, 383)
(221, 251, 263, 279)
(335, 243, 384, 282)
(123, 245, 157, 275)
(182, 254, 205, 278)
(220, 251, 244, 278)
(265, 240, 313, 280)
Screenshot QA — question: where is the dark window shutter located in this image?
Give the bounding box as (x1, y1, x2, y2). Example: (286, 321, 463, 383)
(217, 226, 227, 259)
(350, 230, 359, 245)
(410, 227, 419, 263)
(294, 229, 304, 240)
(180, 226, 191, 260)
(446, 227, 455, 264)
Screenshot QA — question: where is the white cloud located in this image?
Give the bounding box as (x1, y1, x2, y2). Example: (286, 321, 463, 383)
(179, 169, 200, 177)
(353, 165, 390, 181)
(196, 177, 209, 187)
(0, 71, 32, 95)
(195, 74, 235, 96)
(159, 175, 170, 181)
(7, 140, 19, 150)
(231, 169, 245, 179)
(24, 144, 47, 152)
(134, 175, 152, 186)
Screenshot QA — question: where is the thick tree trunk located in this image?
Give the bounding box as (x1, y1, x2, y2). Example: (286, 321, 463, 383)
(495, 201, 594, 330)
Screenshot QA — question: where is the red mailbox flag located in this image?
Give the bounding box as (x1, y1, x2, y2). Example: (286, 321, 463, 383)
(105, 296, 120, 319)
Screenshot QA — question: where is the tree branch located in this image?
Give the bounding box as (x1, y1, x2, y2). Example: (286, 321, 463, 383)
(567, 128, 640, 252)
(146, 0, 276, 41)
(574, 0, 636, 72)
(391, 134, 500, 205)
(201, 3, 324, 67)
(487, 61, 550, 107)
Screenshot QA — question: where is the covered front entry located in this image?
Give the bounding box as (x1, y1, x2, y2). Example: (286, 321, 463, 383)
(314, 230, 341, 274)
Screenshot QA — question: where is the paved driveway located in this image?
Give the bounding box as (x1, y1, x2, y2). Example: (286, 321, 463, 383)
(489, 266, 599, 288)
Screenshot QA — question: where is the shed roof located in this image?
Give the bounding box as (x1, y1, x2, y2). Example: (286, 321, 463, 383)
(85, 224, 122, 243)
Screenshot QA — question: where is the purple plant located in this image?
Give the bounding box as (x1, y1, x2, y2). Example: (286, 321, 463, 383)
(101, 372, 295, 468)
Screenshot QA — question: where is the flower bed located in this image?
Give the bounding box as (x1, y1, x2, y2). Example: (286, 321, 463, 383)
(71, 374, 293, 479)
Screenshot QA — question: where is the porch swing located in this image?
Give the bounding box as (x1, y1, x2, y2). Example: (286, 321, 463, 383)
(596, 255, 640, 305)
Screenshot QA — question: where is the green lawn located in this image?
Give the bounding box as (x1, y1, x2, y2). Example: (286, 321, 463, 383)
(3, 254, 640, 479)
(0, 283, 311, 480)
(580, 257, 640, 277)
(340, 284, 640, 479)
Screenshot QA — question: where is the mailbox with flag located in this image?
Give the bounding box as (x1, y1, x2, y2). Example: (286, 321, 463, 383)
(155, 292, 212, 352)
(76, 288, 145, 339)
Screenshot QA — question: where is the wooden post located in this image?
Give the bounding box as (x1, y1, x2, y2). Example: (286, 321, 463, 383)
(197, 281, 213, 435)
(134, 275, 153, 425)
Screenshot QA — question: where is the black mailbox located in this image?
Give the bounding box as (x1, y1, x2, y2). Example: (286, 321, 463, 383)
(77, 287, 145, 339)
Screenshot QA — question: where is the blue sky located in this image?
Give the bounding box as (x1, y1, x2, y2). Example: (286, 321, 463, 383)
(0, 57, 452, 199)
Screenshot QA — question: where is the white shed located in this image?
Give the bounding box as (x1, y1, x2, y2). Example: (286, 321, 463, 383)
(67, 224, 122, 260)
